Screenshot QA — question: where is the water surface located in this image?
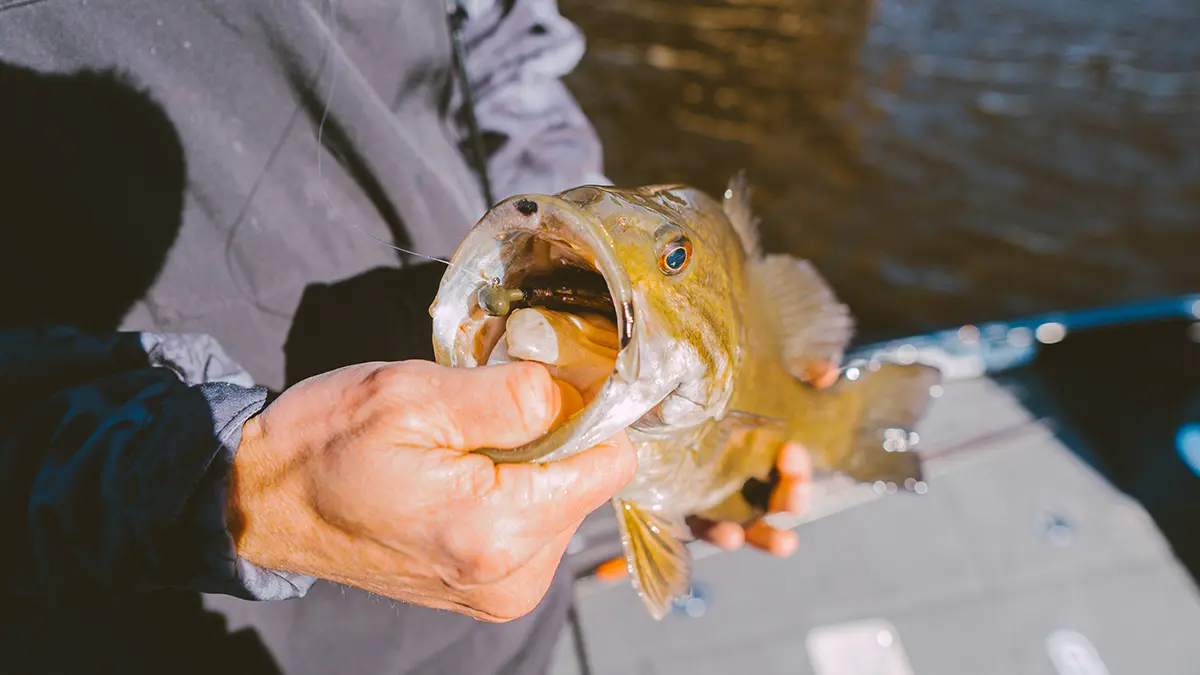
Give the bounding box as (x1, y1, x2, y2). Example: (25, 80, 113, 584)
(561, 0, 1200, 341)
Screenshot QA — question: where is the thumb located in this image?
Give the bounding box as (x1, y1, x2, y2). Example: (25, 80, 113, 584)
(496, 431, 639, 534)
(432, 361, 578, 450)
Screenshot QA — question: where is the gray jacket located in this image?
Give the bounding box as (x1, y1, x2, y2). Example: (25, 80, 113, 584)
(0, 0, 605, 673)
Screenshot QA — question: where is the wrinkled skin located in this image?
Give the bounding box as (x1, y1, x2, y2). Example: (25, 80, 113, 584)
(227, 360, 637, 622)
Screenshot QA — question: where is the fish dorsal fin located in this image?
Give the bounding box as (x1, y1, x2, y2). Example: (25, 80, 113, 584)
(722, 171, 761, 258)
(752, 254, 855, 378)
(613, 499, 693, 620)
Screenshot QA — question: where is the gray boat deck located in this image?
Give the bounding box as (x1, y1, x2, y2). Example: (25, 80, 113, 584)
(549, 376, 1200, 674)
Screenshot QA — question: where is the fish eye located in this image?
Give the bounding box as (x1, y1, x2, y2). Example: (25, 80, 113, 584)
(656, 233, 692, 276)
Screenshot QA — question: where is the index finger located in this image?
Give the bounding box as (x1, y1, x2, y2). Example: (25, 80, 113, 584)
(494, 431, 638, 534)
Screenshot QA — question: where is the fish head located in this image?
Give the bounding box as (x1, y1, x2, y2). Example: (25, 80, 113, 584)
(429, 184, 745, 463)
(563, 185, 748, 435)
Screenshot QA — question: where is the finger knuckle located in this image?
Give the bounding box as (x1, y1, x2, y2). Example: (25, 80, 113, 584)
(478, 594, 542, 623)
(357, 362, 464, 442)
(451, 457, 498, 501)
(441, 530, 517, 587)
(360, 361, 419, 398)
(468, 579, 549, 623)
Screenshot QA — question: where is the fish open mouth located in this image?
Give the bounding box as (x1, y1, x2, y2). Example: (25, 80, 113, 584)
(430, 195, 658, 464)
(471, 234, 623, 372)
(432, 195, 635, 370)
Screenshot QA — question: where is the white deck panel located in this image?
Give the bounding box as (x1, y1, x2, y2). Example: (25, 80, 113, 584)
(551, 376, 1200, 674)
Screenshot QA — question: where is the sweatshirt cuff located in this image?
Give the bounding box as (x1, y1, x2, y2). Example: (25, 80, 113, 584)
(187, 381, 318, 601)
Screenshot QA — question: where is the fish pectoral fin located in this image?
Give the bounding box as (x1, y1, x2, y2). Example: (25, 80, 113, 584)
(724, 409, 786, 426)
(693, 410, 786, 464)
(836, 361, 943, 487)
(722, 171, 761, 258)
(613, 499, 694, 621)
(689, 411, 790, 524)
(750, 254, 855, 380)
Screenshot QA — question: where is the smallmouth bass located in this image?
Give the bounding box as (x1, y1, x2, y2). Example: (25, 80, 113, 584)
(429, 175, 942, 619)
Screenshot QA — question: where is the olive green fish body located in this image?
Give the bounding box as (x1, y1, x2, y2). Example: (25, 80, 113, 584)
(590, 179, 941, 619)
(428, 175, 942, 620)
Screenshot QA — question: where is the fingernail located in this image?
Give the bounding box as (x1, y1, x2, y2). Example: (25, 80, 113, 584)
(778, 444, 809, 475)
(775, 531, 799, 557)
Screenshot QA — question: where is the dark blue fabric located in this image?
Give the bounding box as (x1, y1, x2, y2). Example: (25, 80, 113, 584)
(0, 325, 308, 604)
(0, 0, 588, 668)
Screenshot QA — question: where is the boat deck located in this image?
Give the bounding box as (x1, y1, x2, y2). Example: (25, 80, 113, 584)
(550, 374, 1200, 674)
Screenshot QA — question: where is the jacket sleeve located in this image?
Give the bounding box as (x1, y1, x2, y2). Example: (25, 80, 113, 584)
(452, 0, 611, 200)
(0, 325, 315, 605)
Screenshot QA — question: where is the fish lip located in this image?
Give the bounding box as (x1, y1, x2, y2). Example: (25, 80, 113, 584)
(429, 193, 657, 463)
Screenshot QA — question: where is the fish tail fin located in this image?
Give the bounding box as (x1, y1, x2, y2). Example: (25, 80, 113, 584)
(832, 361, 942, 488)
(612, 498, 694, 621)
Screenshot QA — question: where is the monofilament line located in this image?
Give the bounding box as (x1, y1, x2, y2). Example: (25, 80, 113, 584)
(316, 0, 459, 269)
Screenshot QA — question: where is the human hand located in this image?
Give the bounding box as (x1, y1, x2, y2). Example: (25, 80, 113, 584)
(686, 359, 836, 556)
(226, 360, 637, 622)
(589, 439, 812, 585)
(686, 441, 812, 556)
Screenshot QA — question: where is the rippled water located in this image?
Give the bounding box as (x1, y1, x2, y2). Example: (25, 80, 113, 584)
(561, 0, 1200, 341)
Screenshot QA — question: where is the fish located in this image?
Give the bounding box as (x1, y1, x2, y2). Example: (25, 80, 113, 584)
(428, 174, 943, 619)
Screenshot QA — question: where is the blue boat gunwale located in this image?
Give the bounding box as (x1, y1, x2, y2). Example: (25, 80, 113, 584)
(847, 292, 1200, 377)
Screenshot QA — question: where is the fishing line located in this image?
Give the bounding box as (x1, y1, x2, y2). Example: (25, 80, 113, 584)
(315, 0, 461, 270)
(223, 0, 475, 320)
